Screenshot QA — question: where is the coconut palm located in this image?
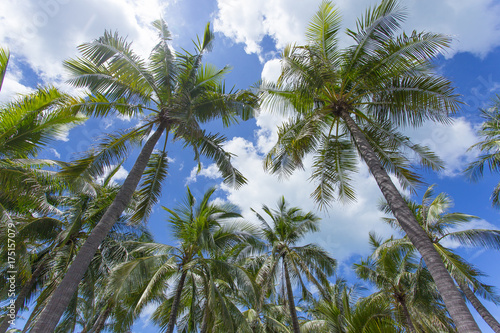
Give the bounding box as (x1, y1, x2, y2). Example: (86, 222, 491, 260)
(252, 197, 336, 333)
(466, 96, 500, 207)
(108, 187, 256, 333)
(0, 167, 138, 332)
(355, 233, 455, 332)
(380, 184, 500, 332)
(31, 20, 257, 332)
(260, 1, 479, 330)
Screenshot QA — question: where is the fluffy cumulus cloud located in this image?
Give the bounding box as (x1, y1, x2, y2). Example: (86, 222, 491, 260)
(186, 163, 223, 185)
(0, 0, 169, 99)
(214, 0, 500, 59)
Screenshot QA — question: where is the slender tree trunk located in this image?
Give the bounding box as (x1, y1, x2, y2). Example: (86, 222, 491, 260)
(459, 282, 500, 333)
(339, 110, 480, 333)
(0, 263, 45, 333)
(397, 296, 416, 333)
(166, 270, 188, 333)
(200, 304, 209, 333)
(31, 125, 166, 333)
(89, 305, 112, 333)
(283, 260, 300, 333)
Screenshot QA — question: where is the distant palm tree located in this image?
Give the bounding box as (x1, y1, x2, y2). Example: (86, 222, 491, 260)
(380, 184, 500, 332)
(260, 1, 478, 330)
(253, 197, 336, 333)
(355, 233, 455, 332)
(0, 169, 144, 333)
(466, 96, 500, 207)
(303, 279, 398, 333)
(32, 20, 257, 332)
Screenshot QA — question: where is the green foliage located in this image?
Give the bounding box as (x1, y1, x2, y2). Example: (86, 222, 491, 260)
(466, 96, 500, 207)
(261, 0, 458, 208)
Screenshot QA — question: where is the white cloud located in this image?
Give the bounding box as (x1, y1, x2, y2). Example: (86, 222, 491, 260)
(0, 57, 34, 102)
(49, 148, 61, 158)
(137, 302, 159, 328)
(185, 163, 222, 185)
(405, 117, 479, 176)
(214, 0, 500, 60)
(0, 0, 168, 87)
(215, 128, 395, 261)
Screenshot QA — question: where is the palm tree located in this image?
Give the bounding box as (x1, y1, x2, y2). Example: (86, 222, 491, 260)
(31, 20, 257, 332)
(0, 168, 142, 332)
(355, 233, 455, 332)
(252, 197, 336, 333)
(108, 187, 255, 333)
(380, 184, 500, 332)
(303, 279, 398, 333)
(260, 1, 478, 330)
(466, 96, 500, 207)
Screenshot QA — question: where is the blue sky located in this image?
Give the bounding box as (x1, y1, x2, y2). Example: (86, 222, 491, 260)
(1, 0, 500, 331)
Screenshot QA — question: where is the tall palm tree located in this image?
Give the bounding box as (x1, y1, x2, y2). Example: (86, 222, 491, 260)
(355, 233, 455, 332)
(253, 197, 336, 333)
(32, 20, 257, 332)
(108, 187, 255, 333)
(0, 168, 140, 332)
(260, 1, 478, 330)
(466, 96, 500, 207)
(380, 184, 500, 332)
(303, 279, 398, 333)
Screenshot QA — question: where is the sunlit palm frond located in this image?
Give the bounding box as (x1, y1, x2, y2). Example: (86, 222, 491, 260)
(0, 46, 9, 92)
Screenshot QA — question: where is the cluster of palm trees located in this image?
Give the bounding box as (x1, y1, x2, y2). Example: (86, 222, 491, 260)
(1, 0, 500, 331)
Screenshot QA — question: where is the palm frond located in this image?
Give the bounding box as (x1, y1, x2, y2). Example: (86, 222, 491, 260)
(130, 149, 169, 224)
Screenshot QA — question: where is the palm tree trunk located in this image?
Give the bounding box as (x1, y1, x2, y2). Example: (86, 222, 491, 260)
(89, 305, 112, 333)
(0, 262, 45, 333)
(459, 282, 500, 333)
(339, 110, 480, 333)
(31, 125, 166, 333)
(283, 260, 300, 333)
(397, 296, 416, 333)
(166, 270, 188, 333)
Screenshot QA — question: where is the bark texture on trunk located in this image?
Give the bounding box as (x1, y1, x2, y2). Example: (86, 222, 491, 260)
(460, 282, 500, 333)
(283, 260, 300, 333)
(166, 270, 188, 333)
(0, 262, 45, 333)
(339, 110, 480, 333)
(31, 125, 165, 333)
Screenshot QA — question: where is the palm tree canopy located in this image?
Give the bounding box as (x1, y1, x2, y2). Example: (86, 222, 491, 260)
(355, 233, 456, 332)
(59, 20, 258, 225)
(261, 0, 459, 207)
(63, 20, 257, 189)
(253, 197, 336, 303)
(379, 184, 500, 303)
